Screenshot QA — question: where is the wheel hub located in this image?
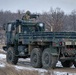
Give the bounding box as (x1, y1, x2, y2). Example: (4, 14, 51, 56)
(33, 54, 37, 63)
(8, 51, 13, 61)
(44, 54, 49, 64)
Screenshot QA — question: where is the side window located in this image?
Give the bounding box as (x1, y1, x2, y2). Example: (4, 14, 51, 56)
(8, 24, 12, 32)
(22, 26, 29, 33)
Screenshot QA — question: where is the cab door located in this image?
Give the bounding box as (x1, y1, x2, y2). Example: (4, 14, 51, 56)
(6, 23, 14, 44)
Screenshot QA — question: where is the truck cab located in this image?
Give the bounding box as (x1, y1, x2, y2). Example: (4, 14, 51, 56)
(3, 20, 45, 45)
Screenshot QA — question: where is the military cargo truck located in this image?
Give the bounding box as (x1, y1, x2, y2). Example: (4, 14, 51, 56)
(3, 19, 76, 69)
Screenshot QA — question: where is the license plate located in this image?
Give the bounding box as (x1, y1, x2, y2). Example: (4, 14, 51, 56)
(65, 42, 72, 45)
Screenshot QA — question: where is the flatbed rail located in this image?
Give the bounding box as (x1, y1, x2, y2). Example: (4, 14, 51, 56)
(18, 32, 76, 40)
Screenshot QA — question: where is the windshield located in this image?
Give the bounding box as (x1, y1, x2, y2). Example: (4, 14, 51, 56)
(21, 23, 45, 33)
(22, 26, 36, 33)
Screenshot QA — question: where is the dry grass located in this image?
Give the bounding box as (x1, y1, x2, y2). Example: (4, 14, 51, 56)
(0, 66, 53, 75)
(0, 66, 39, 75)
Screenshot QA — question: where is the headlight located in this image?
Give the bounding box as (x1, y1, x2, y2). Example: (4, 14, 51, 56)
(39, 23, 44, 27)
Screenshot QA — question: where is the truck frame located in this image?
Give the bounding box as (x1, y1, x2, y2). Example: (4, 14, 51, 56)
(3, 19, 76, 69)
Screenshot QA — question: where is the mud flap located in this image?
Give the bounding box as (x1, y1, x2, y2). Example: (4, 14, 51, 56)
(50, 46, 59, 56)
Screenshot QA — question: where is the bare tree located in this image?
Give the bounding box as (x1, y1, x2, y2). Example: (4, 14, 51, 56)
(38, 8, 64, 32)
(50, 8, 64, 32)
(70, 10, 76, 31)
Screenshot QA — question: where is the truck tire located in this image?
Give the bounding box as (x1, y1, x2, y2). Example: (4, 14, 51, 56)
(61, 60, 72, 67)
(42, 48, 58, 69)
(6, 47, 18, 65)
(31, 48, 42, 68)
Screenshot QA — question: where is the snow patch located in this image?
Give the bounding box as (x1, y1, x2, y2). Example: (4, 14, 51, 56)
(0, 54, 6, 68)
(0, 54, 6, 60)
(53, 71, 67, 75)
(0, 63, 5, 67)
(15, 66, 47, 72)
(53, 71, 76, 75)
(56, 61, 63, 67)
(19, 58, 30, 62)
(15, 66, 76, 75)
(71, 65, 75, 68)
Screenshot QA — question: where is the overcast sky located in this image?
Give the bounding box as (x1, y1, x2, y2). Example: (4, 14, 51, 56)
(0, 0, 76, 14)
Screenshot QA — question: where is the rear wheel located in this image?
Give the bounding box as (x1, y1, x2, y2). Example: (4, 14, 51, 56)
(42, 48, 58, 69)
(31, 48, 42, 68)
(61, 60, 73, 67)
(6, 47, 18, 65)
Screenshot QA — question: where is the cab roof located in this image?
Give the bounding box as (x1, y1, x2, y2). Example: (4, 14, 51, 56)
(7, 19, 39, 26)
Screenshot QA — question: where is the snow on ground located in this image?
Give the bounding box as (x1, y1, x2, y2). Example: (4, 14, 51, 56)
(19, 58, 30, 62)
(0, 63, 5, 67)
(0, 54, 6, 59)
(15, 65, 48, 72)
(56, 61, 63, 67)
(0, 54, 6, 67)
(53, 71, 76, 75)
(70, 65, 75, 68)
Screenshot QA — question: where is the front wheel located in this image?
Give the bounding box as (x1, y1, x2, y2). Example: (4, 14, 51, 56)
(42, 48, 58, 69)
(6, 47, 18, 65)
